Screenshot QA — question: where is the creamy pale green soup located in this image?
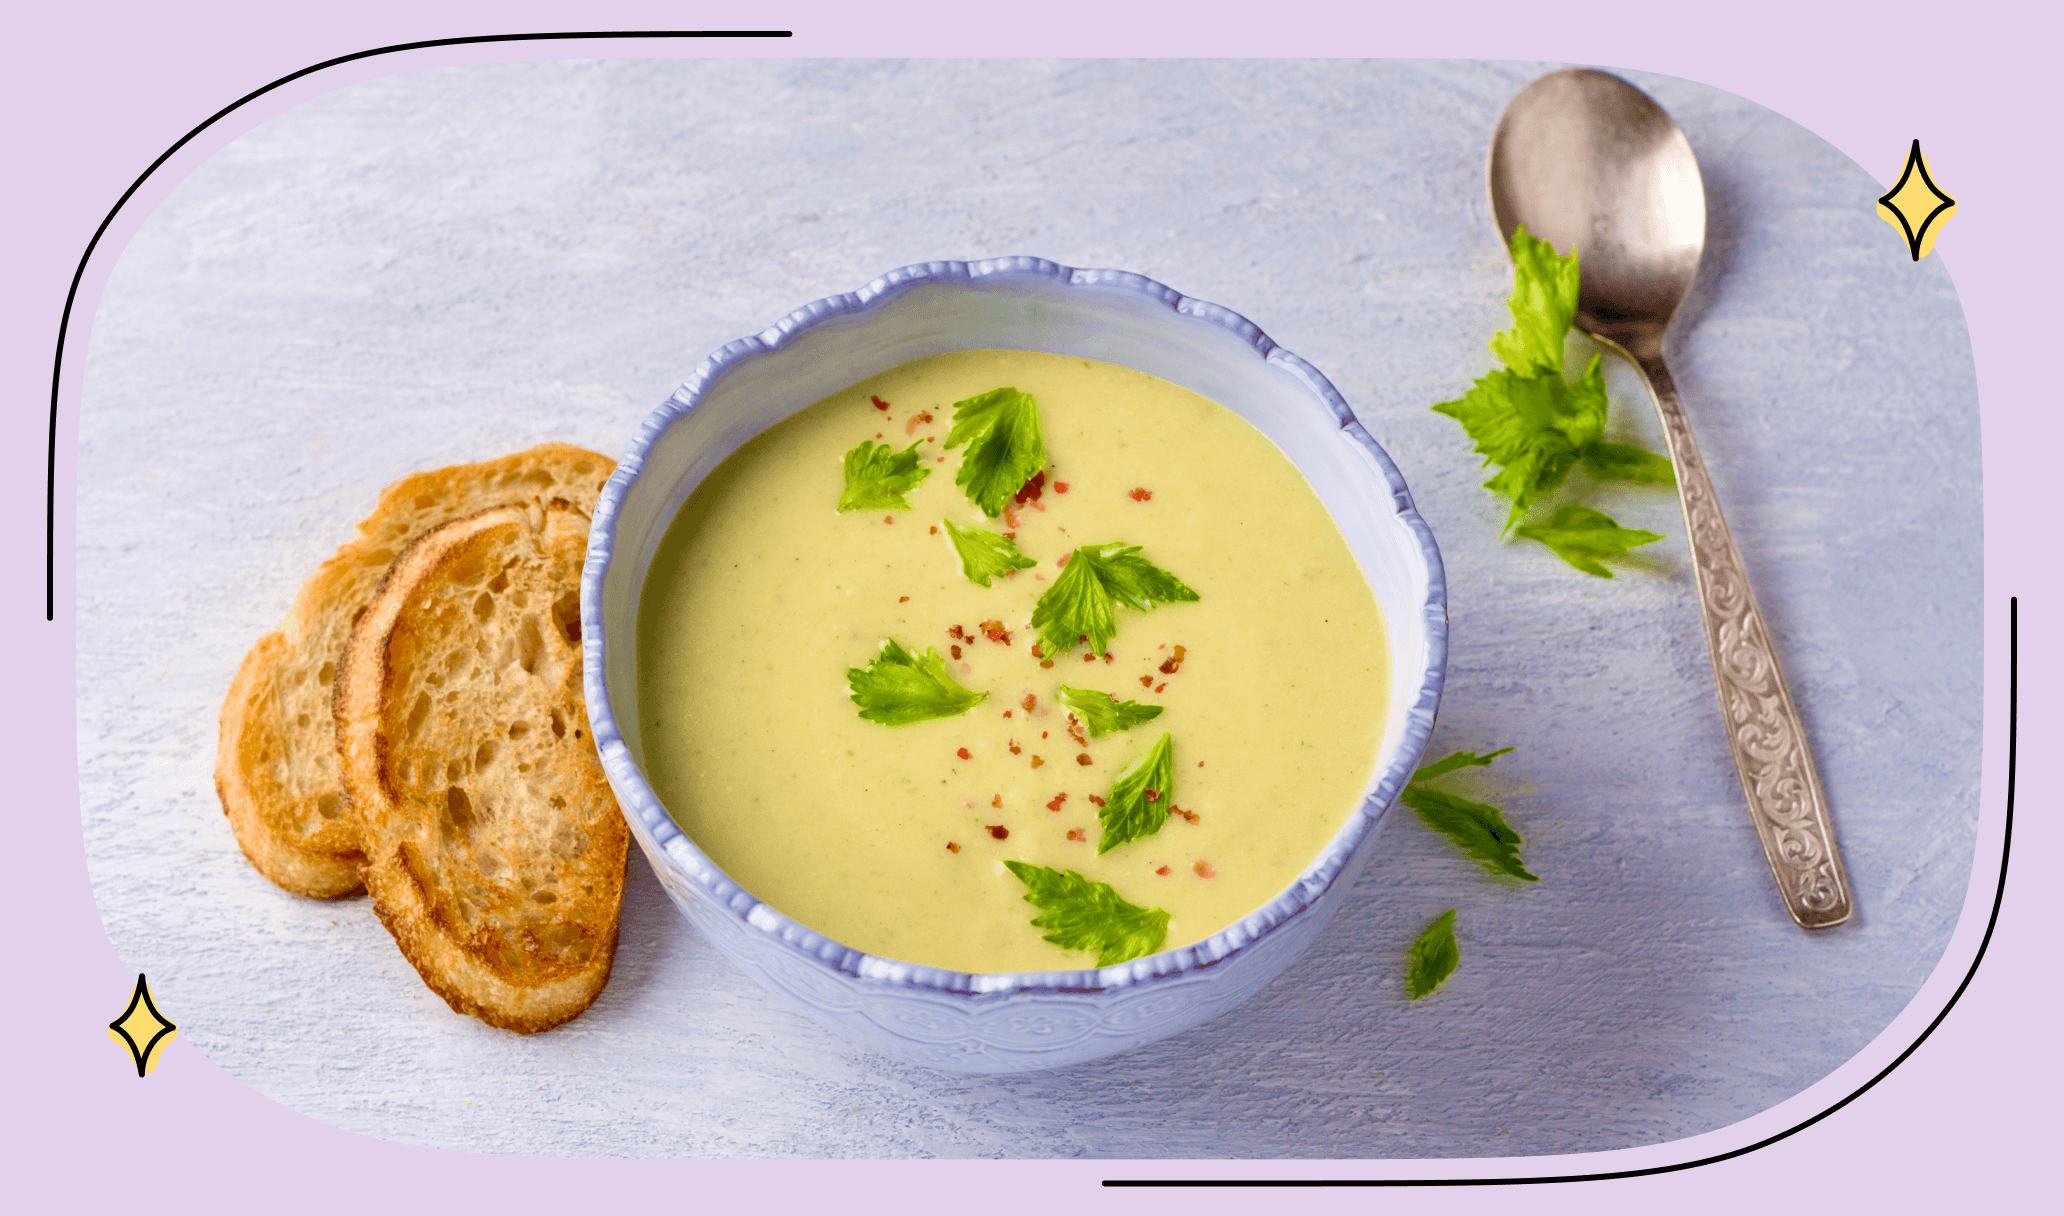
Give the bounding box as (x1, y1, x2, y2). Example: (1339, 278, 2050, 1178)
(635, 350, 1388, 973)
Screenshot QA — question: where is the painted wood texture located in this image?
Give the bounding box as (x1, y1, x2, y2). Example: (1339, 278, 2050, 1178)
(77, 59, 1980, 1158)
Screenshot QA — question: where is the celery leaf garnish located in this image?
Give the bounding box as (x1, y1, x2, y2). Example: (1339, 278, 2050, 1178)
(847, 638, 987, 725)
(1030, 543, 1198, 659)
(943, 387, 1047, 517)
(838, 439, 931, 512)
(1003, 862, 1170, 966)
(942, 518, 1037, 587)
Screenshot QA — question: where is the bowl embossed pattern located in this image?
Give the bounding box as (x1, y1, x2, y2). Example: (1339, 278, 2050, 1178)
(584, 257, 1448, 1073)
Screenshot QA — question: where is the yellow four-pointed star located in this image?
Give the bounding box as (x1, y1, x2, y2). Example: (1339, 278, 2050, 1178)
(108, 974, 177, 1077)
(1878, 139, 1957, 260)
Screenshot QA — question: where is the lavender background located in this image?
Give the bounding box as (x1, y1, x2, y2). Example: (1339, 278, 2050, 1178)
(9, 4, 2048, 1206)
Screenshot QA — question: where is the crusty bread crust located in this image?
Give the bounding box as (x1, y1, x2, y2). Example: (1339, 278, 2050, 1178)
(334, 501, 627, 1033)
(215, 445, 613, 898)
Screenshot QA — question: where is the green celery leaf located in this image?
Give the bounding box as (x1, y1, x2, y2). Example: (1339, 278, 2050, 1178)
(1096, 732, 1177, 854)
(1582, 440, 1678, 486)
(1405, 908, 1461, 1000)
(1411, 746, 1515, 783)
(1398, 786, 1539, 882)
(838, 439, 931, 512)
(1003, 861, 1170, 966)
(1482, 438, 1582, 534)
(1488, 227, 1580, 377)
(943, 387, 1047, 517)
(941, 518, 1037, 587)
(1435, 357, 1608, 533)
(1430, 370, 1543, 468)
(847, 638, 987, 725)
(1433, 227, 1673, 556)
(1557, 354, 1610, 449)
(1030, 542, 1199, 659)
(1055, 685, 1165, 738)
(1513, 505, 1665, 578)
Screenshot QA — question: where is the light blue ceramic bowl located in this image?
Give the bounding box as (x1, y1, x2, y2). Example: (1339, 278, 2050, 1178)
(583, 257, 1447, 1073)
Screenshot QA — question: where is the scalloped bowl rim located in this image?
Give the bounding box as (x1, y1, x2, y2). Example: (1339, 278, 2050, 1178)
(582, 255, 1448, 1004)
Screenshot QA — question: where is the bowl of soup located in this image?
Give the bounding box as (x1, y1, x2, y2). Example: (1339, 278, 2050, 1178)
(584, 257, 1447, 1073)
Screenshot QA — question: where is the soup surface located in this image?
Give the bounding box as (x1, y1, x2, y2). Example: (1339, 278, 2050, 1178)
(636, 350, 1388, 973)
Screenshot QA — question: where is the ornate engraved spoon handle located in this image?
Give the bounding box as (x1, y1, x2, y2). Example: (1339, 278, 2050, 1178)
(1635, 351, 1853, 928)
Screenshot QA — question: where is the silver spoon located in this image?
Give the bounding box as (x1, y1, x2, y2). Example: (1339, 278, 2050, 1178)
(1488, 68, 1852, 929)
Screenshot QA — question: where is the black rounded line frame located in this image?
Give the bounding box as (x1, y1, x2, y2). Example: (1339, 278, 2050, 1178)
(42, 29, 792, 623)
(46, 36, 2013, 1180)
(1108, 596, 2016, 1187)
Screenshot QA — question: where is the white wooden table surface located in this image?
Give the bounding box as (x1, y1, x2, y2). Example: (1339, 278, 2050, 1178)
(77, 59, 1980, 1158)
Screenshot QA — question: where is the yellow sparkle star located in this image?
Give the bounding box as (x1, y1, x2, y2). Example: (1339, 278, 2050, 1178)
(108, 974, 178, 1077)
(1877, 139, 1957, 260)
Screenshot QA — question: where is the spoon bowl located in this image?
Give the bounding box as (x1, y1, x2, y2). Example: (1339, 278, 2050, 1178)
(1489, 69, 1706, 355)
(1488, 69, 1853, 929)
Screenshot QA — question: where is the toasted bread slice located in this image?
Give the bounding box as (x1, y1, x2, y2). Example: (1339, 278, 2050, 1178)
(334, 500, 628, 1033)
(215, 445, 613, 898)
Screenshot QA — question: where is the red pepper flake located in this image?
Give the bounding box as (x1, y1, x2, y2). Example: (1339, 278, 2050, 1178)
(991, 794, 1002, 808)
(946, 841, 961, 853)
(937, 456, 945, 462)
(1088, 794, 1106, 807)
(1039, 660, 1055, 669)
(1168, 805, 1200, 824)
(1003, 710, 1013, 719)
(876, 433, 884, 438)
(1030, 756, 1045, 768)
(1029, 644, 1043, 659)
(1054, 481, 1070, 493)
(1009, 739, 1022, 755)
(1003, 531, 1016, 541)
(1046, 792, 1067, 811)
(1055, 554, 1069, 568)
(1193, 860, 1216, 879)
(1144, 788, 1160, 802)
(1041, 731, 1048, 739)
(1139, 675, 1154, 688)
(899, 596, 910, 603)
(1067, 716, 1087, 747)
(1005, 507, 1022, 530)
(948, 625, 967, 641)
(871, 395, 891, 411)
(1081, 652, 1096, 663)
(1012, 471, 1046, 505)
(1076, 753, 1093, 766)
(1129, 487, 1153, 502)
(929, 524, 938, 534)
(1159, 644, 1186, 675)
(1103, 652, 1114, 664)
(1021, 693, 1036, 711)
(980, 619, 1012, 645)
(950, 644, 962, 659)
(904, 410, 933, 434)
(1198, 761, 1205, 767)
(1067, 828, 1086, 842)
(883, 515, 894, 524)
(1155, 683, 1167, 693)
(956, 747, 972, 760)
(1155, 865, 1171, 876)
(987, 825, 1010, 840)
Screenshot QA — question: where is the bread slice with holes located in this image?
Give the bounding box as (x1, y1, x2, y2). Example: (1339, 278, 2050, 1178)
(333, 499, 628, 1033)
(215, 445, 614, 898)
